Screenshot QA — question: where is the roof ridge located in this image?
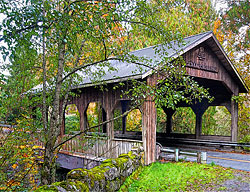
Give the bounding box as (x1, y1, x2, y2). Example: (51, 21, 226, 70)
(129, 31, 213, 55)
(179, 31, 213, 52)
(183, 31, 213, 40)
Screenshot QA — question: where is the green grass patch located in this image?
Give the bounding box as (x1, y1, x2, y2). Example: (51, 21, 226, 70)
(119, 162, 234, 191)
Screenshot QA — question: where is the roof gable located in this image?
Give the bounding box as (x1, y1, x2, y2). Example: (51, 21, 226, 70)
(75, 31, 247, 93)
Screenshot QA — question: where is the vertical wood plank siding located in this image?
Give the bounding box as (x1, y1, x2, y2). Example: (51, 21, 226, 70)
(184, 45, 238, 95)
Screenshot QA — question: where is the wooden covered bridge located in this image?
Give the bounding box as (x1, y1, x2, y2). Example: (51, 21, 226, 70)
(55, 31, 248, 166)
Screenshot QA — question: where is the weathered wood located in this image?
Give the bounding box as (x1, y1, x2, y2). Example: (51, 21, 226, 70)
(191, 100, 209, 139)
(121, 100, 129, 134)
(231, 95, 238, 142)
(195, 114, 202, 139)
(76, 101, 88, 132)
(54, 35, 246, 161)
(142, 75, 157, 165)
(60, 135, 142, 159)
(163, 108, 175, 135)
(184, 45, 239, 95)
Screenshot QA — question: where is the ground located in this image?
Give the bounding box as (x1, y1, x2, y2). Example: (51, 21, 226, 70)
(120, 149, 250, 192)
(160, 149, 250, 191)
(205, 171, 250, 192)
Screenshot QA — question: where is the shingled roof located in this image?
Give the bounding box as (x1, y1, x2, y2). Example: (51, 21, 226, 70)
(74, 31, 247, 93)
(32, 31, 248, 93)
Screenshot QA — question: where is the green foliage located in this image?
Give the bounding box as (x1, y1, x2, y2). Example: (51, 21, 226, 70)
(0, 0, 217, 185)
(222, 1, 250, 50)
(126, 109, 142, 132)
(202, 106, 231, 136)
(86, 102, 103, 132)
(65, 115, 80, 135)
(114, 109, 122, 132)
(156, 108, 167, 133)
(120, 162, 234, 191)
(217, 0, 250, 142)
(172, 107, 196, 134)
(130, 0, 217, 49)
(0, 127, 41, 191)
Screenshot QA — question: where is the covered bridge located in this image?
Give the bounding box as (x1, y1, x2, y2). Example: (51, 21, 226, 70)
(59, 31, 248, 165)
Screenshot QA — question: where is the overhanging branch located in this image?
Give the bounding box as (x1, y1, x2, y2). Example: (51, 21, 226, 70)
(53, 103, 140, 150)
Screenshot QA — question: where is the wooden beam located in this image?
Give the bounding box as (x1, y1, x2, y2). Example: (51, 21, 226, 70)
(163, 108, 175, 135)
(191, 100, 209, 139)
(121, 100, 129, 134)
(231, 97, 238, 142)
(142, 76, 157, 165)
(102, 108, 107, 133)
(76, 102, 88, 132)
(195, 113, 202, 139)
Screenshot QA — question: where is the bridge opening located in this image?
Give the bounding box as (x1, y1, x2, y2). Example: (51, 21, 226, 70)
(86, 102, 106, 133)
(126, 109, 142, 132)
(172, 107, 196, 134)
(114, 108, 122, 133)
(202, 106, 231, 136)
(157, 108, 167, 133)
(64, 104, 80, 135)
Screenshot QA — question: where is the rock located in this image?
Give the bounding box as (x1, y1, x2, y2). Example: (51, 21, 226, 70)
(36, 149, 144, 192)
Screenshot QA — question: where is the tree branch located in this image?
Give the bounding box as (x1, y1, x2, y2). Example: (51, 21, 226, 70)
(60, 56, 168, 84)
(53, 103, 140, 150)
(0, 22, 46, 43)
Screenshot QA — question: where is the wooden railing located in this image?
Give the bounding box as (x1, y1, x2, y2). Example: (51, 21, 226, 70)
(60, 134, 143, 159)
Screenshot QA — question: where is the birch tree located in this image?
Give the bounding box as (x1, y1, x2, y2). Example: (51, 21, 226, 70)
(0, 0, 211, 185)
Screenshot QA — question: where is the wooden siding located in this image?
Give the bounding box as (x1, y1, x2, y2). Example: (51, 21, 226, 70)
(184, 44, 239, 95)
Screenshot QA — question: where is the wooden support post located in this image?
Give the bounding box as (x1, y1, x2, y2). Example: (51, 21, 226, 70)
(102, 109, 107, 133)
(79, 110, 87, 132)
(197, 152, 201, 163)
(195, 114, 202, 139)
(105, 108, 113, 157)
(60, 113, 65, 137)
(191, 100, 209, 140)
(76, 102, 87, 132)
(121, 100, 129, 134)
(163, 108, 175, 135)
(231, 98, 238, 142)
(142, 76, 157, 165)
(106, 107, 114, 140)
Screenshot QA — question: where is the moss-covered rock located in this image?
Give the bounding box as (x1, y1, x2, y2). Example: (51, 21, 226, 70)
(67, 168, 89, 180)
(36, 149, 143, 192)
(50, 180, 89, 191)
(35, 185, 59, 192)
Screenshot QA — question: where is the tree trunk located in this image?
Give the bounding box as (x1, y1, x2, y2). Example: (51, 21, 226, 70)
(41, 141, 56, 185)
(41, 39, 66, 185)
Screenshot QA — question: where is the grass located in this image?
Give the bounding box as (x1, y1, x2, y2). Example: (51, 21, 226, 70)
(119, 161, 234, 192)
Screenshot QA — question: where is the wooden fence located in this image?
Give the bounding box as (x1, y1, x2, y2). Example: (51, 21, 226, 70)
(60, 134, 143, 159)
(33, 133, 143, 159)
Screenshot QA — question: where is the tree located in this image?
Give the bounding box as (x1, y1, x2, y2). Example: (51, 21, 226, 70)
(129, 0, 217, 134)
(130, 0, 217, 49)
(214, 0, 250, 142)
(0, 46, 42, 190)
(0, 0, 211, 186)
